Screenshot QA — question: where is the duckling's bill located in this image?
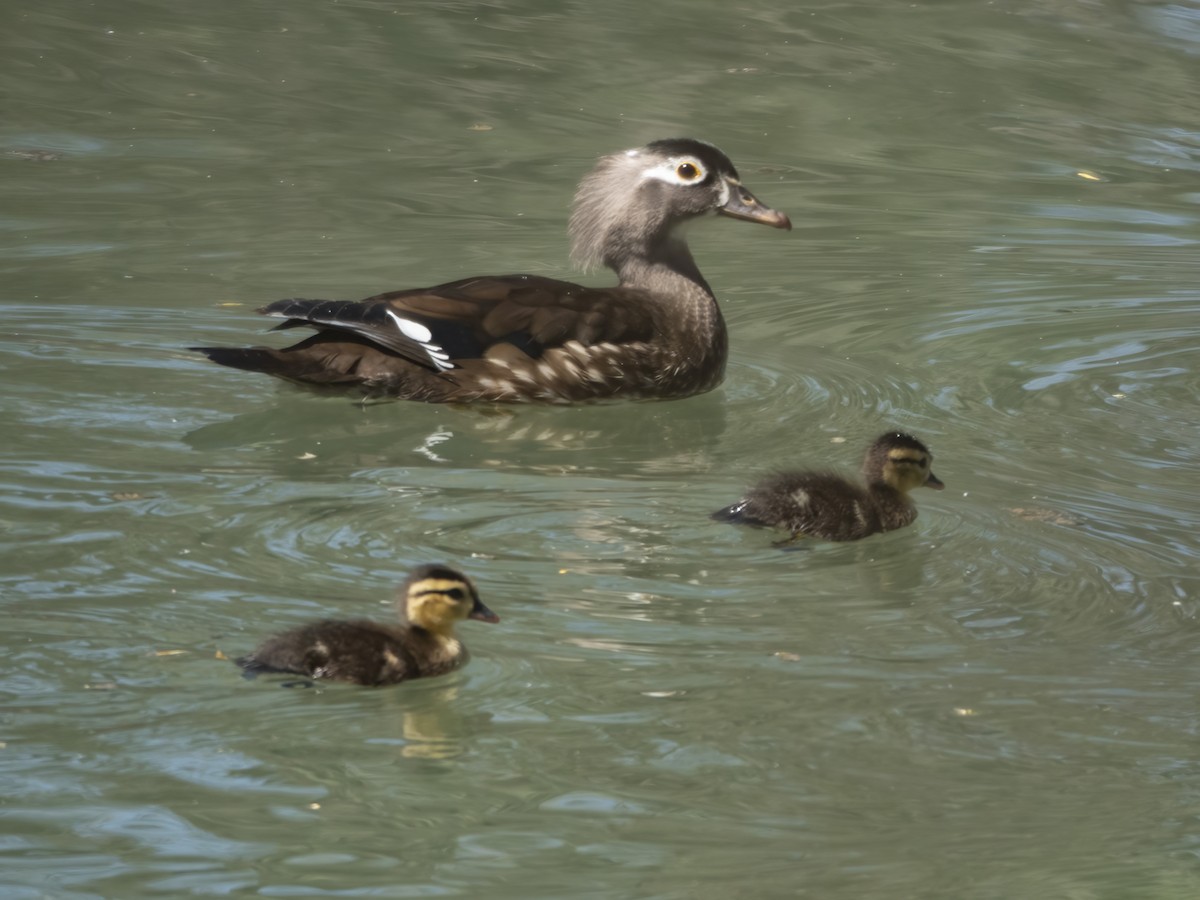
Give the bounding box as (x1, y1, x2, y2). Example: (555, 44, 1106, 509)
(925, 471, 946, 491)
(469, 599, 501, 624)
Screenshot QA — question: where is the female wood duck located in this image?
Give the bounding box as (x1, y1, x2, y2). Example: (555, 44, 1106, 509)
(236, 564, 499, 686)
(712, 432, 945, 542)
(193, 138, 790, 402)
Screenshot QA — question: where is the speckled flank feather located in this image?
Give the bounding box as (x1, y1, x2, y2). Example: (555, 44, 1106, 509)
(713, 432, 944, 542)
(193, 138, 789, 403)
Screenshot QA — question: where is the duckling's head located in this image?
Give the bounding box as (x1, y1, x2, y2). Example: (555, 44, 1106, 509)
(864, 432, 945, 494)
(400, 564, 499, 635)
(569, 138, 791, 272)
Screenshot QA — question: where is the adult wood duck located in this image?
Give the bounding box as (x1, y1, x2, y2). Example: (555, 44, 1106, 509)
(712, 432, 945, 542)
(236, 564, 499, 686)
(192, 138, 790, 402)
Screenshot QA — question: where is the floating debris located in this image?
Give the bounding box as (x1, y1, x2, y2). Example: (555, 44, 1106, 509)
(1007, 506, 1084, 526)
(8, 148, 62, 162)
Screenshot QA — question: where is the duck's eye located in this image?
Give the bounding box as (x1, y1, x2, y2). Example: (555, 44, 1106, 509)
(443, 587, 466, 601)
(676, 161, 701, 181)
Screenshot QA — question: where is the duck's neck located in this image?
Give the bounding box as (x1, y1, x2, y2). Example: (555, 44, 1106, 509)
(866, 483, 916, 521)
(411, 619, 458, 643)
(404, 623, 465, 677)
(614, 236, 714, 297)
(410, 622, 463, 659)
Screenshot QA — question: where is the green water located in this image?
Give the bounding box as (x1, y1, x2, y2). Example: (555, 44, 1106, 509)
(3, 1, 1200, 897)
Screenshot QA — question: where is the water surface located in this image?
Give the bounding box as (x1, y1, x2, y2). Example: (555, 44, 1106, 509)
(3, 1, 1200, 897)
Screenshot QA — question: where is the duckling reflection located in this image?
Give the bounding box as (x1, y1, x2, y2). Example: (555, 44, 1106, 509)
(237, 564, 499, 685)
(713, 432, 944, 542)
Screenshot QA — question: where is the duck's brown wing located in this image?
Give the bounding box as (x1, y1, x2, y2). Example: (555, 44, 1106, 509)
(194, 274, 662, 400)
(266, 274, 659, 368)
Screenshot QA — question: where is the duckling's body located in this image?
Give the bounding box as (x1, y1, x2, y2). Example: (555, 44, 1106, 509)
(237, 565, 498, 686)
(193, 138, 790, 402)
(713, 432, 944, 542)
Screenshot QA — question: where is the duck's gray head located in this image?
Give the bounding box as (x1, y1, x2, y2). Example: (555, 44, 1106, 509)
(569, 138, 791, 272)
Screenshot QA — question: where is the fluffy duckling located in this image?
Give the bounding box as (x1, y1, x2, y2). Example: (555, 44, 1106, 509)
(237, 564, 499, 685)
(712, 432, 944, 542)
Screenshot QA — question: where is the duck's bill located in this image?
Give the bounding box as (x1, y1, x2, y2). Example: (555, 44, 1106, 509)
(718, 183, 792, 230)
(469, 601, 501, 624)
(925, 472, 946, 491)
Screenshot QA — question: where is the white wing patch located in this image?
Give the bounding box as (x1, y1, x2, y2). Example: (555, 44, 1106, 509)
(385, 309, 456, 371)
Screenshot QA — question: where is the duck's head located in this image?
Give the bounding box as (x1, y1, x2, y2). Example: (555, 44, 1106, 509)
(864, 432, 945, 494)
(569, 138, 791, 272)
(400, 564, 499, 635)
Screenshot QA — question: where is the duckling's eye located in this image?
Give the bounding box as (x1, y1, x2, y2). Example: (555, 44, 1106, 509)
(443, 587, 466, 601)
(676, 161, 701, 181)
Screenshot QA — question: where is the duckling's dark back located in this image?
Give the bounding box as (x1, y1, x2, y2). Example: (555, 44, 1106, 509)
(237, 619, 434, 686)
(713, 470, 885, 542)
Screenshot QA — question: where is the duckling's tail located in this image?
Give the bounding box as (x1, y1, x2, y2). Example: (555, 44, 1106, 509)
(234, 655, 294, 678)
(711, 500, 769, 528)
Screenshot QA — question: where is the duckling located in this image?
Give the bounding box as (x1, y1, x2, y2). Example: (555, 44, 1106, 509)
(236, 564, 499, 686)
(192, 138, 790, 402)
(712, 432, 945, 542)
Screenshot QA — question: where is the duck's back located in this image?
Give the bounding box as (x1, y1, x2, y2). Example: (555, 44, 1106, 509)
(237, 619, 449, 686)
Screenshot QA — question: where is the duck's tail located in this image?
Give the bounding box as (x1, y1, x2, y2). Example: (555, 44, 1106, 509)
(191, 345, 293, 376)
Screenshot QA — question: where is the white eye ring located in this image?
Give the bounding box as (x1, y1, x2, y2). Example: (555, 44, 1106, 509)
(641, 158, 708, 186)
